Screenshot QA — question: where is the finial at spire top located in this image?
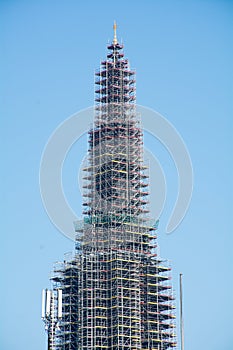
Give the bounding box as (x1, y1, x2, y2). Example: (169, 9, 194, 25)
(113, 21, 117, 45)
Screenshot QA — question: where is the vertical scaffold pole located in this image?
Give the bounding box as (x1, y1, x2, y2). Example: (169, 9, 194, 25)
(180, 273, 184, 350)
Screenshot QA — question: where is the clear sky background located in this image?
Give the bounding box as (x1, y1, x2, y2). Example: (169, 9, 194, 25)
(1, 1, 232, 349)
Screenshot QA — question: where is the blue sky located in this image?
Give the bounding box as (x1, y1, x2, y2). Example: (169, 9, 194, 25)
(1, 1, 233, 349)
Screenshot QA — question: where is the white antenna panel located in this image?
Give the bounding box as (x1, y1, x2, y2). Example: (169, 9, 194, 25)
(58, 289, 62, 319)
(41, 289, 46, 319)
(46, 289, 51, 316)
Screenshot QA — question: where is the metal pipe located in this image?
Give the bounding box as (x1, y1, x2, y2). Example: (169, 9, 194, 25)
(180, 273, 184, 350)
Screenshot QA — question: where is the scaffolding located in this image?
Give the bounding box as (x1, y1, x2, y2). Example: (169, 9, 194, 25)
(43, 24, 176, 350)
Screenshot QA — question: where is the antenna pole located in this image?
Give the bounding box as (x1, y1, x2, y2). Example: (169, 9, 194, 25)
(42, 289, 62, 350)
(180, 273, 184, 350)
(113, 21, 117, 45)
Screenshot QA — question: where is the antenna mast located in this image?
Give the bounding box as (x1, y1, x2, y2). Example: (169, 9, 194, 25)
(180, 273, 184, 350)
(42, 289, 62, 350)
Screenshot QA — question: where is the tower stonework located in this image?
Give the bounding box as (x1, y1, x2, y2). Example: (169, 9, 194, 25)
(43, 25, 177, 350)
